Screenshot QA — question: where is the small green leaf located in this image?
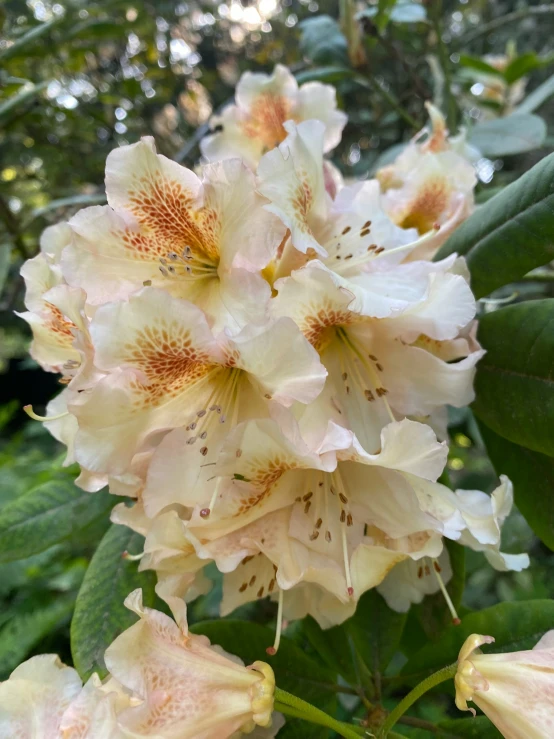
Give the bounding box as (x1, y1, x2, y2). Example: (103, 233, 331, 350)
(504, 52, 554, 85)
(191, 619, 337, 739)
(301, 616, 358, 685)
(71, 524, 156, 680)
(469, 113, 546, 157)
(479, 423, 554, 551)
(438, 716, 502, 738)
(458, 54, 505, 77)
(435, 151, 554, 298)
(0, 480, 117, 564)
(472, 300, 554, 457)
(403, 599, 554, 679)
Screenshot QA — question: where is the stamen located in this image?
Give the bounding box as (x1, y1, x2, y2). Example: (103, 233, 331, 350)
(266, 587, 284, 655)
(341, 523, 354, 597)
(23, 405, 69, 422)
(200, 486, 220, 519)
(432, 558, 461, 625)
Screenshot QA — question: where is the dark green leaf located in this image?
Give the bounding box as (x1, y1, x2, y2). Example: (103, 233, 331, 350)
(0, 595, 74, 678)
(301, 616, 358, 685)
(438, 716, 502, 738)
(469, 113, 546, 157)
(0, 81, 50, 121)
(0, 480, 116, 564)
(435, 152, 554, 298)
(504, 52, 554, 85)
(403, 599, 554, 679)
(298, 16, 349, 66)
(479, 423, 554, 550)
(346, 590, 407, 675)
(192, 619, 337, 739)
(71, 524, 156, 680)
(472, 300, 554, 456)
(415, 541, 465, 640)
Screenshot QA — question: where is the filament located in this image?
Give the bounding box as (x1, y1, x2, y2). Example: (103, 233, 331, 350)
(266, 587, 284, 655)
(432, 558, 461, 625)
(23, 405, 69, 422)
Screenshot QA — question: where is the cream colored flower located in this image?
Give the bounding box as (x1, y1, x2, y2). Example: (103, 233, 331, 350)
(377, 104, 477, 259)
(455, 631, 554, 738)
(104, 589, 279, 738)
(200, 64, 346, 169)
(62, 138, 283, 333)
(68, 287, 325, 479)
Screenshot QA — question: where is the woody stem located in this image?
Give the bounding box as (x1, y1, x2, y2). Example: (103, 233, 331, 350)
(274, 687, 365, 738)
(378, 663, 458, 737)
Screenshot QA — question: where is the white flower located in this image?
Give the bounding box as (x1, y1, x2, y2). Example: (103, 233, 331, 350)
(69, 287, 325, 480)
(455, 631, 554, 738)
(62, 138, 283, 333)
(377, 104, 477, 259)
(200, 64, 346, 169)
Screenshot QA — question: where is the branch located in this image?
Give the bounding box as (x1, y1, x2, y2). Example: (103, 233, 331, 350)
(457, 4, 554, 46)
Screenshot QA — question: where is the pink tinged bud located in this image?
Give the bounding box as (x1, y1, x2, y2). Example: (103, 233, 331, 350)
(455, 631, 554, 738)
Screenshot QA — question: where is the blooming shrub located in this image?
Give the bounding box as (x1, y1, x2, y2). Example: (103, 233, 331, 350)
(4, 52, 554, 739)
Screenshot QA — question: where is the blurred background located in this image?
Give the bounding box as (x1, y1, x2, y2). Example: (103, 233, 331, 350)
(0, 0, 553, 684)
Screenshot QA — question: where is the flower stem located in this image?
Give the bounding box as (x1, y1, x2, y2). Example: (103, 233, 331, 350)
(429, 0, 457, 131)
(378, 663, 457, 736)
(274, 687, 365, 738)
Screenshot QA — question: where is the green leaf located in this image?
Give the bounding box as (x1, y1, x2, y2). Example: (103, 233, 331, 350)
(295, 67, 355, 85)
(458, 54, 504, 77)
(24, 193, 107, 226)
(346, 590, 407, 675)
(0, 81, 50, 122)
(504, 52, 554, 85)
(472, 300, 554, 456)
(0, 480, 116, 564)
(403, 599, 554, 679)
(192, 619, 337, 739)
(0, 595, 75, 678)
(435, 151, 554, 298)
(478, 423, 554, 551)
(415, 541, 465, 640)
(298, 16, 349, 66)
(0, 17, 64, 61)
(515, 73, 554, 114)
(71, 524, 156, 681)
(301, 616, 358, 685)
(469, 113, 546, 157)
(438, 716, 502, 738)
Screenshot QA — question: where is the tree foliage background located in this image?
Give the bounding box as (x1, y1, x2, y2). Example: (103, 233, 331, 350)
(1, 0, 554, 735)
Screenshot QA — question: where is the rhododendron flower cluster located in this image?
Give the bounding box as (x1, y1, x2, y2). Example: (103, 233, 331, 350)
(0, 589, 280, 738)
(20, 65, 529, 642)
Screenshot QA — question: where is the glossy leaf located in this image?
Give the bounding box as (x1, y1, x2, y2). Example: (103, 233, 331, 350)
(71, 524, 156, 681)
(0, 480, 116, 564)
(479, 423, 554, 551)
(403, 599, 554, 680)
(472, 300, 554, 456)
(469, 113, 546, 157)
(435, 151, 554, 298)
(504, 52, 554, 84)
(192, 619, 337, 739)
